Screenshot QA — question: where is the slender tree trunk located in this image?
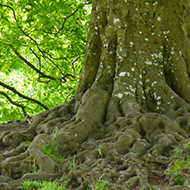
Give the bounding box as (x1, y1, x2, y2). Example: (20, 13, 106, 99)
(1, 1, 190, 189)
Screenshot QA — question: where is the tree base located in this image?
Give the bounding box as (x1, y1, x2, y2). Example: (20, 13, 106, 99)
(1, 93, 190, 190)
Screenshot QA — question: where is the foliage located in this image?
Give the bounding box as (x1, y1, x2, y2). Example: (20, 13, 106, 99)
(29, 156, 40, 174)
(94, 178, 110, 190)
(22, 178, 110, 190)
(22, 180, 67, 190)
(22, 180, 40, 189)
(171, 157, 190, 174)
(68, 154, 76, 170)
(165, 143, 190, 186)
(185, 143, 190, 150)
(42, 127, 64, 164)
(173, 148, 183, 156)
(0, 0, 91, 123)
(168, 143, 190, 175)
(98, 149, 103, 159)
(175, 176, 185, 185)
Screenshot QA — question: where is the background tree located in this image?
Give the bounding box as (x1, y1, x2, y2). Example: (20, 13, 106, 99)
(0, 0, 91, 122)
(1, 0, 190, 190)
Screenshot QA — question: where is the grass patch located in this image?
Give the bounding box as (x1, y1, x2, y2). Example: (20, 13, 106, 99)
(22, 180, 67, 190)
(94, 178, 110, 190)
(68, 154, 76, 170)
(42, 127, 65, 164)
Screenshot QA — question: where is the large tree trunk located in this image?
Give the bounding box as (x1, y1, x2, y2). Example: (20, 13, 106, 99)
(1, 1, 190, 189)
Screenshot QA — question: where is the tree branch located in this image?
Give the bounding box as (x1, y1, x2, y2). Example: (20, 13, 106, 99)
(0, 81, 49, 110)
(0, 91, 27, 116)
(10, 44, 56, 81)
(54, 7, 79, 35)
(71, 56, 80, 77)
(55, 1, 92, 35)
(0, 3, 83, 84)
(0, 3, 62, 77)
(29, 48, 42, 71)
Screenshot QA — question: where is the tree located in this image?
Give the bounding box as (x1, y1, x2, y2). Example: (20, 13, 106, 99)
(1, 0, 190, 189)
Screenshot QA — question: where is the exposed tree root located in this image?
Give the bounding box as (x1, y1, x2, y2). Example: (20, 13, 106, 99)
(1, 90, 190, 190)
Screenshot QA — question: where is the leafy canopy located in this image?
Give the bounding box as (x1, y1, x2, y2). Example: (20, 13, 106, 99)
(0, 0, 91, 122)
